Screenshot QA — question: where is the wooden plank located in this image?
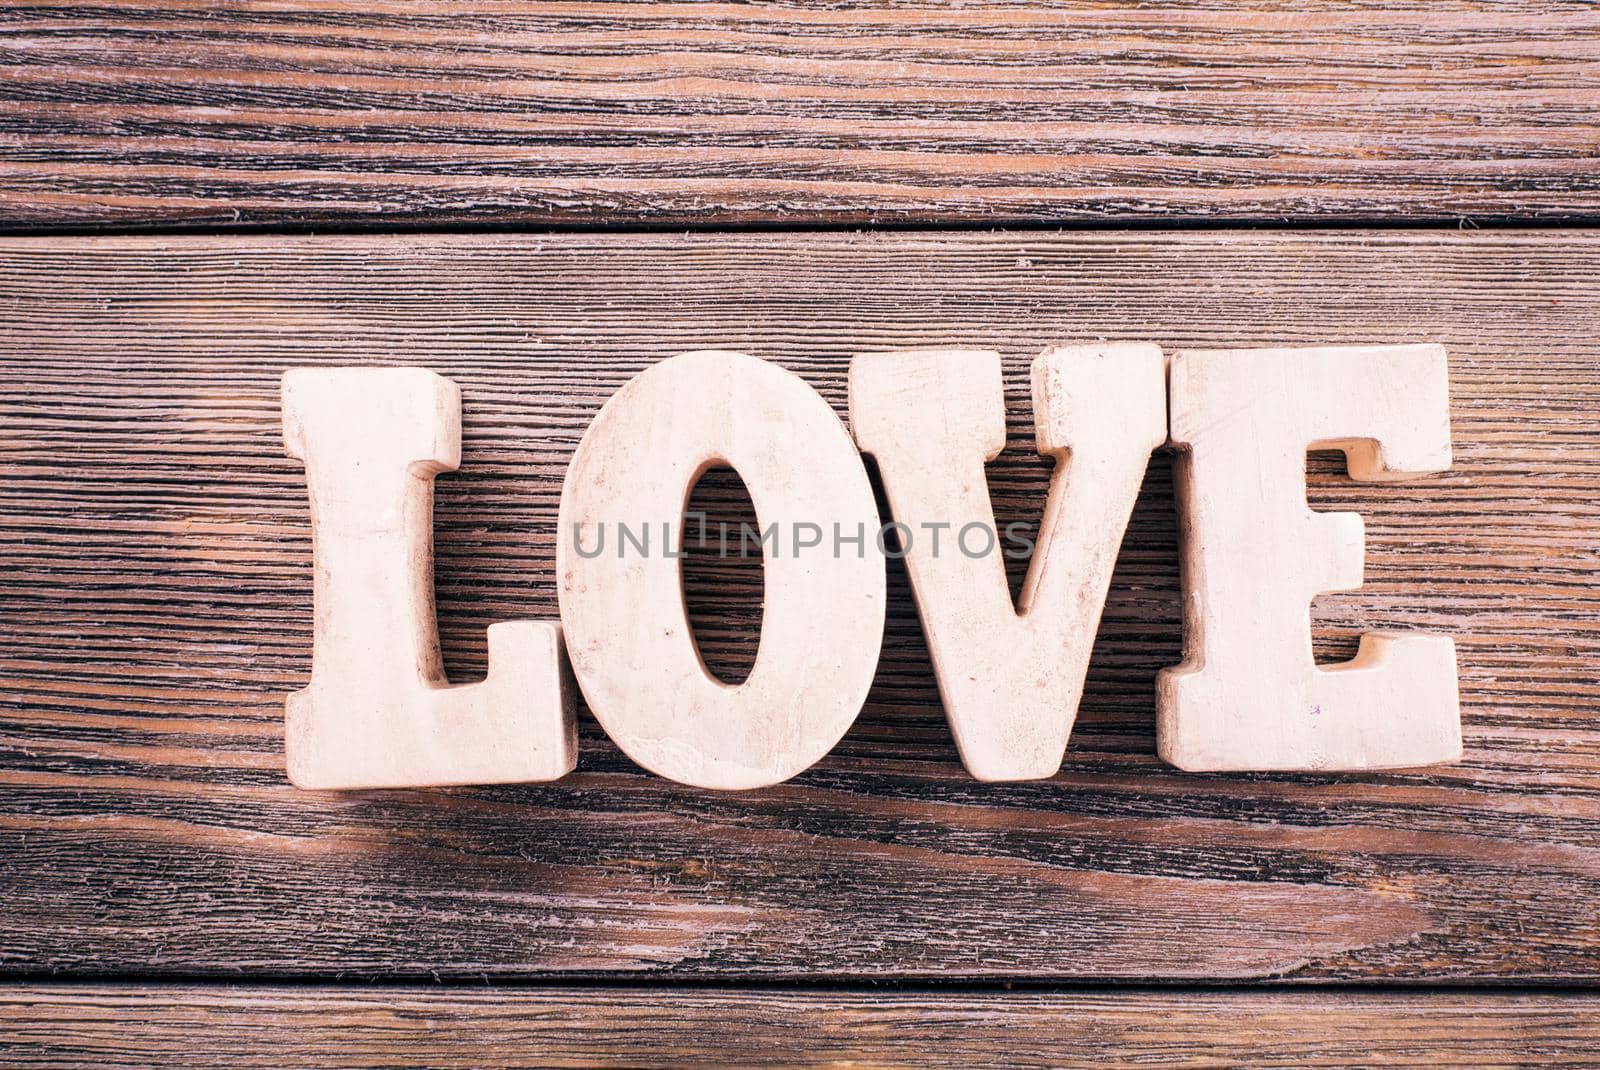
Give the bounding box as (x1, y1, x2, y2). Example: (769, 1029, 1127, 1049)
(1, 2, 1599, 228)
(3, 984, 1599, 1068)
(0, 231, 1597, 981)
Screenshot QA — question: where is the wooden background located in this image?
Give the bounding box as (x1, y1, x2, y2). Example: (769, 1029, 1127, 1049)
(3, 0, 1600, 227)
(2, 2, 1599, 1067)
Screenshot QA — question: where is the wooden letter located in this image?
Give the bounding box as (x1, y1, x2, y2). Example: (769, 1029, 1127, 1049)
(849, 344, 1168, 780)
(557, 351, 885, 790)
(1160, 344, 1462, 772)
(282, 368, 576, 789)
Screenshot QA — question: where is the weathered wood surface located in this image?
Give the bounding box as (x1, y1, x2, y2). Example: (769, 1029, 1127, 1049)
(1, 231, 1598, 980)
(5, 985, 1600, 1069)
(2, 2, 1599, 229)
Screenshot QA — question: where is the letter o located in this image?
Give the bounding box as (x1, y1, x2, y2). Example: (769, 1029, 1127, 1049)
(557, 351, 886, 789)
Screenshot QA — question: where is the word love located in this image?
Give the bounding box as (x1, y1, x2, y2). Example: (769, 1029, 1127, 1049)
(281, 343, 1462, 793)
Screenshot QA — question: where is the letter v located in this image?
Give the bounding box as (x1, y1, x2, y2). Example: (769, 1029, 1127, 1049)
(849, 344, 1167, 781)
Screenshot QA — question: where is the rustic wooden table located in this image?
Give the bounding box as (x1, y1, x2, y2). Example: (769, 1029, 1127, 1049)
(2, 3, 1599, 1066)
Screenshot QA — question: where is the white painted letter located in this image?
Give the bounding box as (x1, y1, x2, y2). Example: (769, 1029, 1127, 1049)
(849, 344, 1168, 780)
(282, 368, 576, 789)
(1160, 344, 1461, 771)
(557, 351, 885, 790)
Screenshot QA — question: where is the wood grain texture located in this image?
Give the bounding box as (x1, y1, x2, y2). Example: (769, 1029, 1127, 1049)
(1, 230, 1598, 981)
(2, 1, 1600, 229)
(6, 985, 1600, 1069)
